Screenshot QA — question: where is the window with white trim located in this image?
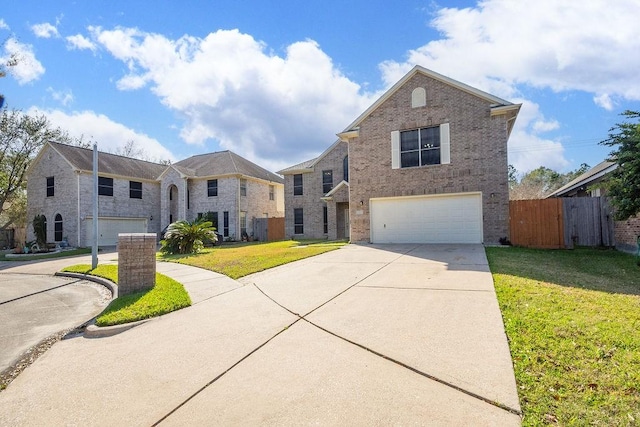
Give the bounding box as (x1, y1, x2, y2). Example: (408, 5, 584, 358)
(98, 176, 114, 196)
(240, 211, 247, 235)
(46, 177, 54, 197)
(293, 174, 303, 195)
(293, 208, 304, 234)
(322, 170, 333, 194)
(207, 179, 218, 197)
(269, 185, 274, 201)
(391, 123, 450, 169)
(240, 179, 247, 196)
(129, 181, 142, 199)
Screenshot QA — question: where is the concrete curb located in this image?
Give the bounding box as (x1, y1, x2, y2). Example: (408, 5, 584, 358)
(84, 318, 151, 338)
(54, 271, 147, 338)
(54, 271, 118, 298)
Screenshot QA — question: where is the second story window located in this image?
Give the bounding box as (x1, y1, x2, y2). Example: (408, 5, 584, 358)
(240, 179, 247, 196)
(401, 127, 440, 167)
(293, 174, 303, 195)
(98, 176, 114, 196)
(46, 176, 55, 197)
(322, 170, 333, 194)
(343, 156, 349, 182)
(207, 179, 218, 197)
(129, 181, 142, 199)
(269, 185, 274, 201)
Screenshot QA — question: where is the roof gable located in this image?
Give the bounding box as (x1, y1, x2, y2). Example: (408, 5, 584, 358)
(341, 65, 518, 133)
(174, 151, 283, 183)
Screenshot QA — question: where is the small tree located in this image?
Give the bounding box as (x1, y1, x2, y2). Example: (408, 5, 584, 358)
(32, 214, 46, 248)
(160, 219, 217, 254)
(600, 110, 640, 220)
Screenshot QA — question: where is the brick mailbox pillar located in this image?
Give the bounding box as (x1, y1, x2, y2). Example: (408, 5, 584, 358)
(117, 233, 156, 296)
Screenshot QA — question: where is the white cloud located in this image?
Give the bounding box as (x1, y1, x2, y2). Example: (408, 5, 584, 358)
(28, 108, 176, 163)
(379, 0, 640, 172)
(31, 22, 59, 38)
(509, 100, 569, 173)
(593, 93, 614, 111)
(0, 19, 9, 30)
(381, 0, 640, 105)
(46, 87, 74, 106)
(66, 34, 97, 51)
(1, 38, 45, 84)
(86, 26, 376, 170)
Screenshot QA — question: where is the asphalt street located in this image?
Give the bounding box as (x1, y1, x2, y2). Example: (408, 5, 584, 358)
(0, 272, 109, 372)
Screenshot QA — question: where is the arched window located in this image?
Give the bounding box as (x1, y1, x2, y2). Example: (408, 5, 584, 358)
(411, 87, 426, 108)
(343, 155, 349, 182)
(54, 214, 63, 242)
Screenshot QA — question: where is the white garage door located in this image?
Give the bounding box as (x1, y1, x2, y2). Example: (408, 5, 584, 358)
(370, 192, 483, 244)
(84, 217, 148, 246)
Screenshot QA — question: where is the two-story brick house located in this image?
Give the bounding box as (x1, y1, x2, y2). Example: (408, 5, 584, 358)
(279, 140, 350, 240)
(26, 142, 284, 247)
(281, 66, 520, 244)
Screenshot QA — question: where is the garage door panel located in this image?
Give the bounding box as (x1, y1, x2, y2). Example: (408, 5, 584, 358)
(84, 218, 148, 246)
(371, 193, 482, 244)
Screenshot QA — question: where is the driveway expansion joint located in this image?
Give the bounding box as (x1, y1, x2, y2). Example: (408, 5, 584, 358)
(304, 318, 523, 417)
(248, 248, 522, 419)
(151, 316, 302, 426)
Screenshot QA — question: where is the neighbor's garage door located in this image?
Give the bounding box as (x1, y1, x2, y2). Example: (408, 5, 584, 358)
(84, 218, 148, 246)
(370, 192, 483, 244)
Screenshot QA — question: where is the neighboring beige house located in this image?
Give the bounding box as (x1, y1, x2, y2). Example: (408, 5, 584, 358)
(26, 142, 284, 247)
(281, 66, 521, 244)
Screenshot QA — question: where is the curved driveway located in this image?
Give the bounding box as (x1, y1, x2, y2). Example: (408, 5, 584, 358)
(0, 244, 521, 426)
(0, 268, 109, 373)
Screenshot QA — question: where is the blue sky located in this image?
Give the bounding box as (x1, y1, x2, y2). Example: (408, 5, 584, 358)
(2, 0, 639, 175)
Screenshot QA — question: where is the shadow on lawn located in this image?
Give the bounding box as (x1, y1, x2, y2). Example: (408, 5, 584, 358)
(485, 246, 640, 296)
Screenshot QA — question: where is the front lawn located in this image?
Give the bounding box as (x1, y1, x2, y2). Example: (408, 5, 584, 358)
(486, 247, 640, 426)
(62, 264, 191, 326)
(158, 239, 347, 279)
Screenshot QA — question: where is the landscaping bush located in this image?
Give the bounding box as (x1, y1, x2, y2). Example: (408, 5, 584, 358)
(32, 214, 47, 248)
(160, 219, 217, 254)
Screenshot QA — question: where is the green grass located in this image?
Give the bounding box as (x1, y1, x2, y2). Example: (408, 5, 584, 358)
(158, 239, 347, 279)
(0, 247, 91, 261)
(61, 264, 191, 326)
(486, 247, 640, 426)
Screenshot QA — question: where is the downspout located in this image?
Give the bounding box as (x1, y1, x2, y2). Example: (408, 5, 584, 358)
(77, 171, 81, 247)
(237, 175, 241, 239)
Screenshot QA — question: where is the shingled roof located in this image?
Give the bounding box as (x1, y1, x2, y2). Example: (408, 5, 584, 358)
(174, 151, 283, 183)
(49, 142, 167, 180)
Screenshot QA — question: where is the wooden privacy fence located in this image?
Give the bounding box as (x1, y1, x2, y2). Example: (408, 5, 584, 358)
(253, 217, 285, 242)
(509, 197, 613, 249)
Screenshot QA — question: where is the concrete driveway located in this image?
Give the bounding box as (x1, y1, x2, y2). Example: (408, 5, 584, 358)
(0, 244, 521, 426)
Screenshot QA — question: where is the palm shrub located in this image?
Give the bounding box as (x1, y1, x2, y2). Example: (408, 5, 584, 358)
(160, 219, 217, 254)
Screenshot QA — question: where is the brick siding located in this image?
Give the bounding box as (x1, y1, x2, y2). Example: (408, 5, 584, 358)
(614, 216, 640, 253)
(348, 72, 510, 244)
(283, 141, 348, 239)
